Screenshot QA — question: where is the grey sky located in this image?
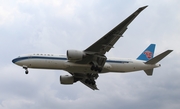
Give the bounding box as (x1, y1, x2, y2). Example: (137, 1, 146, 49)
(0, 0, 180, 109)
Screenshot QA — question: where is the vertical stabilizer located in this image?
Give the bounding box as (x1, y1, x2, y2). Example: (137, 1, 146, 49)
(137, 44, 155, 61)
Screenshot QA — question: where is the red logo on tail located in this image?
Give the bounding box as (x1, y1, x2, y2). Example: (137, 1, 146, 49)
(144, 51, 152, 59)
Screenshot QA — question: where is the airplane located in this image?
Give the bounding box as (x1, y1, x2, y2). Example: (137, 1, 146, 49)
(12, 6, 173, 90)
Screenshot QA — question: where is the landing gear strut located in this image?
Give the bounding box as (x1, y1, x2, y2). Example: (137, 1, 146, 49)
(23, 65, 29, 74)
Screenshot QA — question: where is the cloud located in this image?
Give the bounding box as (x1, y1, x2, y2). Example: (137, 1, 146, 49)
(0, 0, 180, 109)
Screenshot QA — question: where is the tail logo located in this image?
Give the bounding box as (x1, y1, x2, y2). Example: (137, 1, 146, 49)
(144, 51, 152, 59)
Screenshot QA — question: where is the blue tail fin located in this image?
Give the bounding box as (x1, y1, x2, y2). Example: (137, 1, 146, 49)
(137, 44, 155, 61)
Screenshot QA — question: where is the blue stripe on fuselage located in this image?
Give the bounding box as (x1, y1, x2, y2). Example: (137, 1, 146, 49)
(12, 56, 67, 63)
(106, 60, 129, 63)
(12, 56, 130, 64)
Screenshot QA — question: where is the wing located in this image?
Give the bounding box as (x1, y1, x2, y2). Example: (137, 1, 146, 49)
(69, 72, 99, 90)
(84, 6, 148, 55)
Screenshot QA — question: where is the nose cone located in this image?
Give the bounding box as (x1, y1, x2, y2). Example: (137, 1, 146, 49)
(12, 57, 23, 66)
(12, 57, 22, 65)
(12, 58, 18, 64)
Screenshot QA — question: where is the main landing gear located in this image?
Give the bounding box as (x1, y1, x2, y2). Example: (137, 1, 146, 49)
(85, 73, 99, 85)
(23, 65, 29, 74)
(90, 62, 102, 73)
(89, 55, 107, 73)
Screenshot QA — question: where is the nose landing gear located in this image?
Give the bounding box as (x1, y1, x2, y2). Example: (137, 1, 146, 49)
(23, 65, 29, 74)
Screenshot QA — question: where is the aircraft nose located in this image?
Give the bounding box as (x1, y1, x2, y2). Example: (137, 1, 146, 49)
(12, 58, 16, 63)
(12, 58, 18, 64)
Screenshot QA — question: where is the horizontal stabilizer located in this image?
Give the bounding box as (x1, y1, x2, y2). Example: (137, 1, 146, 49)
(145, 50, 173, 64)
(144, 69, 154, 76)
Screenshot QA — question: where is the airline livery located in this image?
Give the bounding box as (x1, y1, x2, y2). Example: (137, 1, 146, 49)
(12, 6, 173, 90)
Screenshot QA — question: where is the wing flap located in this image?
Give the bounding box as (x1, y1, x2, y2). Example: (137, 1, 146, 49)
(69, 72, 99, 90)
(80, 80, 99, 90)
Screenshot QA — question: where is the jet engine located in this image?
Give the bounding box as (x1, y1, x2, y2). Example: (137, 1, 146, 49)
(60, 75, 74, 84)
(67, 50, 85, 61)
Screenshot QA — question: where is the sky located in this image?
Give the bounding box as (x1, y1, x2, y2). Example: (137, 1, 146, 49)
(0, 0, 180, 109)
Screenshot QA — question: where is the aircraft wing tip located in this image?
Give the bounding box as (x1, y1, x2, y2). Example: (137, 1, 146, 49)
(139, 5, 148, 11)
(141, 5, 148, 9)
(135, 5, 148, 14)
(165, 50, 173, 54)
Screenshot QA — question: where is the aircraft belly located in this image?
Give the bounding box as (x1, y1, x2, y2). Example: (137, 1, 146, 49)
(63, 62, 110, 73)
(64, 62, 94, 73)
(108, 62, 155, 72)
(109, 63, 134, 72)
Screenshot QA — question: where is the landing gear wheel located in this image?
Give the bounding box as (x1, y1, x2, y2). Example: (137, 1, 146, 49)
(25, 70, 29, 74)
(94, 65, 98, 71)
(90, 61, 103, 73)
(23, 65, 29, 74)
(91, 65, 95, 71)
(98, 68, 102, 73)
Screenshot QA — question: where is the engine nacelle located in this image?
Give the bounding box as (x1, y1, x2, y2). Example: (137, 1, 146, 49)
(67, 50, 85, 61)
(60, 75, 74, 84)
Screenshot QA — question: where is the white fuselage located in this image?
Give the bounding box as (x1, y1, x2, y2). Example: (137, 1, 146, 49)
(12, 53, 160, 74)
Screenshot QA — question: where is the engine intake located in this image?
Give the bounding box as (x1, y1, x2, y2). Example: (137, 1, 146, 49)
(67, 50, 85, 61)
(60, 75, 74, 84)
